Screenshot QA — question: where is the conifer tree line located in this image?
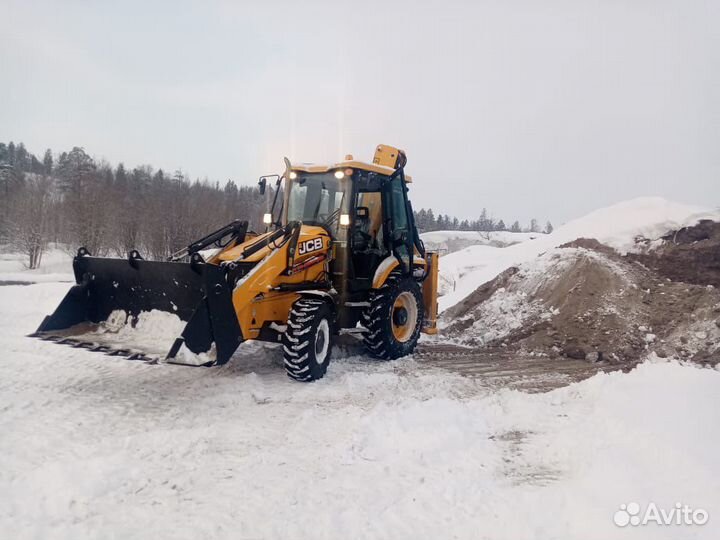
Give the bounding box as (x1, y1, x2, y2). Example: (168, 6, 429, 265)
(413, 207, 553, 235)
(1, 141, 553, 269)
(0, 141, 266, 268)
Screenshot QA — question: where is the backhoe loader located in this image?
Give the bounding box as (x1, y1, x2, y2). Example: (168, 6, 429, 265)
(33, 144, 439, 381)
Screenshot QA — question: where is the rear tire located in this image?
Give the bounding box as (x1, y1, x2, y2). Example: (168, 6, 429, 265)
(283, 298, 334, 381)
(362, 274, 424, 360)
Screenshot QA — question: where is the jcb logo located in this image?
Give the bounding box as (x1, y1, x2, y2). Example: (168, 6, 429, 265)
(298, 237, 323, 255)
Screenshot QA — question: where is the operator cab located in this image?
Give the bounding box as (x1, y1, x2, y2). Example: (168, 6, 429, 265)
(276, 147, 420, 295)
(284, 170, 352, 239)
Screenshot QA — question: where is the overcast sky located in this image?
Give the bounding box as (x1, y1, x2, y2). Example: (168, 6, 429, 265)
(2, 0, 718, 224)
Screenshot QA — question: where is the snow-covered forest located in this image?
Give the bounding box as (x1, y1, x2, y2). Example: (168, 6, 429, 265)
(0, 141, 551, 268)
(0, 142, 267, 268)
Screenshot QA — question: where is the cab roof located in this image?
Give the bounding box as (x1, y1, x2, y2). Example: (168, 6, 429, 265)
(288, 159, 412, 182)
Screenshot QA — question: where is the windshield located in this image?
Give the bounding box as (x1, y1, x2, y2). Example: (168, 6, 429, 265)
(285, 172, 351, 232)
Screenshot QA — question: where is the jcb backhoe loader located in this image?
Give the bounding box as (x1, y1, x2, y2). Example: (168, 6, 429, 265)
(33, 145, 439, 381)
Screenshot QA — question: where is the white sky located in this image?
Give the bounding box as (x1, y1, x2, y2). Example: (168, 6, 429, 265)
(1, 0, 718, 224)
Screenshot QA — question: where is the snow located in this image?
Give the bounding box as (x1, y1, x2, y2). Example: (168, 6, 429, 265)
(439, 248, 582, 344)
(92, 309, 188, 358)
(1, 199, 720, 538)
(0, 268, 719, 538)
(438, 197, 720, 311)
(174, 343, 218, 366)
(0, 246, 74, 283)
(421, 230, 541, 253)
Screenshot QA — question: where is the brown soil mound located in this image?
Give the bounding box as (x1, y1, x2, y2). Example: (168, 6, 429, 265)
(441, 222, 720, 366)
(629, 219, 720, 288)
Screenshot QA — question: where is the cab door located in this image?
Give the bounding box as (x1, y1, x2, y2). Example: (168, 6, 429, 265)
(383, 170, 414, 276)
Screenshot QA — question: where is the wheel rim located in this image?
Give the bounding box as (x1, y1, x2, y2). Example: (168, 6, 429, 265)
(391, 291, 418, 343)
(315, 319, 330, 364)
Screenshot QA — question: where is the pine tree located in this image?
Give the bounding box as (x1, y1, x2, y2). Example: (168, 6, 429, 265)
(510, 220, 521, 233)
(43, 149, 53, 175)
(530, 218, 540, 233)
(544, 221, 554, 234)
(43, 148, 53, 175)
(426, 208, 436, 231)
(7, 141, 16, 165)
(15, 143, 29, 171)
(115, 163, 127, 185)
(416, 208, 428, 230)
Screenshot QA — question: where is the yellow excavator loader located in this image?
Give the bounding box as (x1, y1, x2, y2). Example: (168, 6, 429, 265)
(33, 144, 439, 381)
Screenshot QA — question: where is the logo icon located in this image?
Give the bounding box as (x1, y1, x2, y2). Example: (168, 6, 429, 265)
(614, 502, 642, 527)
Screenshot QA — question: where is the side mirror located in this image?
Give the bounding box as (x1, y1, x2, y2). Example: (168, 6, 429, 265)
(258, 177, 267, 195)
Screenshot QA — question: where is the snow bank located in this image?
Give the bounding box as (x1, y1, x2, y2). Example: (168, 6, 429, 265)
(549, 197, 718, 253)
(421, 230, 540, 253)
(440, 197, 720, 311)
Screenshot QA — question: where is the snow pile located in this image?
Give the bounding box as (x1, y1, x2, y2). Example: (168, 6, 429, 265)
(442, 237, 720, 364)
(421, 230, 540, 254)
(93, 309, 186, 357)
(440, 197, 720, 311)
(440, 249, 580, 345)
(548, 197, 719, 253)
(174, 343, 218, 366)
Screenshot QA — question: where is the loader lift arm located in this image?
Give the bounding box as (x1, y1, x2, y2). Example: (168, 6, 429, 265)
(168, 220, 249, 262)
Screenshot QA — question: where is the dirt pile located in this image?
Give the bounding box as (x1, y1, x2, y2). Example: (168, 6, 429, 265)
(441, 223, 720, 365)
(629, 219, 720, 288)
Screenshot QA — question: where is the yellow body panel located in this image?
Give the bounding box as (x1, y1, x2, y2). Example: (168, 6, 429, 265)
(217, 225, 331, 340)
(372, 144, 402, 168)
(218, 226, 329, 263)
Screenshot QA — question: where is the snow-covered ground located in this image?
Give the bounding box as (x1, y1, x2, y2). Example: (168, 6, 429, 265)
(1, 282, 719, 539)
(2, 197, 720, 539)
(0, 246, 73, 283)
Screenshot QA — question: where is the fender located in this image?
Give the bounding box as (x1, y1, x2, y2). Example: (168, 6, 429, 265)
(372, 255, 427, 289)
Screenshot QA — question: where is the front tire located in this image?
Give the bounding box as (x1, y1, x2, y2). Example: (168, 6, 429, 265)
(363, 274, 424, 359)
(283, 298, 334, 381)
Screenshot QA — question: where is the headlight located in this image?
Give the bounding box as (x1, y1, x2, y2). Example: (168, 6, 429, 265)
(334, 170, 345, 179)
(340, 214, 350, 226)
(263, 213, 272, 224)
(289, 171, 298, 180)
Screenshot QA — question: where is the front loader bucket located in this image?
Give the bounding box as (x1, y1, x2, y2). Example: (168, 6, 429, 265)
(33, 249, 243, 365)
